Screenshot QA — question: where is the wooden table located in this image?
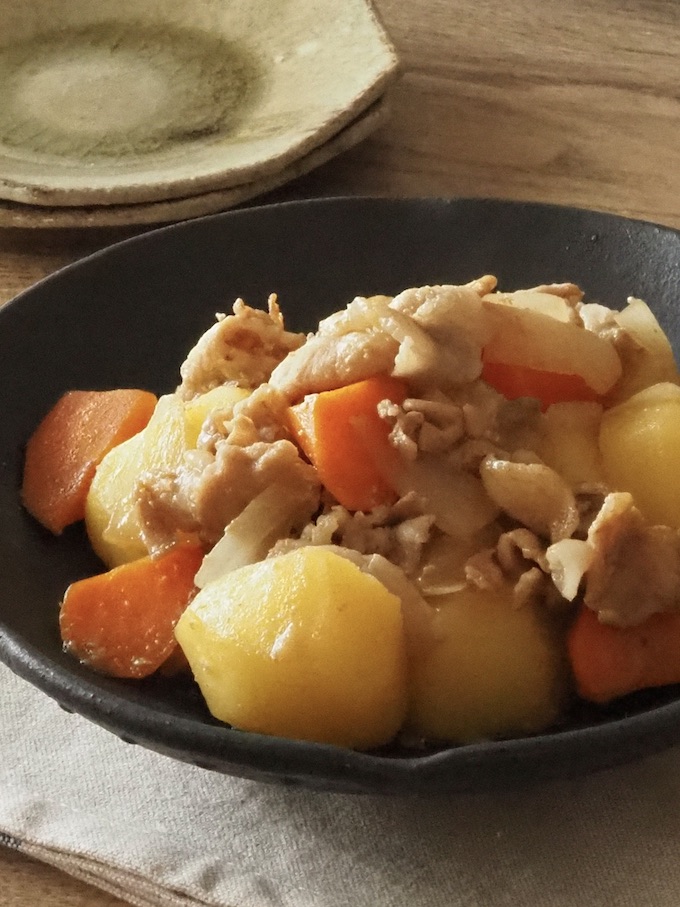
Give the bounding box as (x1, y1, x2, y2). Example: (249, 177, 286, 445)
(3, 0, 680, 902)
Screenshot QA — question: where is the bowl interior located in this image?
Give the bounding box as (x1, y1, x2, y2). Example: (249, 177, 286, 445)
(3, 197, 680, 794)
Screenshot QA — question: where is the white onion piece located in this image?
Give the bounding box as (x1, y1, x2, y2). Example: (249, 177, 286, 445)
(195, 484, 303, 588)
(545, 538, 593, 601)
(363, 553, 438, 654)
(480, 456, 579, 543)
(393, 454, 499, 539)
(483, 290, 577, 323)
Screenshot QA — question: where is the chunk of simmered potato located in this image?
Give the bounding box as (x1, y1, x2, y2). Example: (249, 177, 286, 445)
(183, 384, 250, 447)
(175, 546, 409, 749)
(85, 394, 189, 567)
(86, 385, 249, 568)
(599, 382, 680, 528)
(538, 401, 605, 489)
(407, 583, 568, 743)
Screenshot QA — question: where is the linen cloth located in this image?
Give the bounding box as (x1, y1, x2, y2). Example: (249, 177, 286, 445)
(2, 659, 679, 907)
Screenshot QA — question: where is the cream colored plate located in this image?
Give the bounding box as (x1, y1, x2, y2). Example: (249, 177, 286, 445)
(0, 0, 398, 208)
(0, 97, 389, 227)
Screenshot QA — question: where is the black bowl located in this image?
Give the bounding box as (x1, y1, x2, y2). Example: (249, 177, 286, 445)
(3, 197, 680, 795)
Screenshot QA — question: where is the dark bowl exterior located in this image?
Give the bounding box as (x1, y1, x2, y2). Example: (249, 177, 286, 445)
(3, 197, 680, 794)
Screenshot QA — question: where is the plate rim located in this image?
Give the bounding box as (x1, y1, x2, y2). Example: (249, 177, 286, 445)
(0, 1, 399, 207)
(0, 99, 390, 229)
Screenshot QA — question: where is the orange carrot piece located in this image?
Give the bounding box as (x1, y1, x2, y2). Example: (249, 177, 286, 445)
(288, 374, 408, 512)
(59, 542, 204, 679)
(481, 358, 600, 411)
(567, 605, 680, 703)
(22, 388, 157, 534)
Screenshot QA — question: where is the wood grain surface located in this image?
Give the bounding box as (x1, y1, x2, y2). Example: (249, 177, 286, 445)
(3, 0, 680, 903)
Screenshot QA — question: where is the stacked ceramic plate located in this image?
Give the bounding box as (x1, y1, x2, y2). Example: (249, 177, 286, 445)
(0, 0, 398, 227)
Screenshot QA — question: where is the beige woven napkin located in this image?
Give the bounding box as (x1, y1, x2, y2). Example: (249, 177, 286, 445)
(3, 659, 680, 907)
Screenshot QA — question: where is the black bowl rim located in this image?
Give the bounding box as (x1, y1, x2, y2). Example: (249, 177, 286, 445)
(3, 195, 680, 794)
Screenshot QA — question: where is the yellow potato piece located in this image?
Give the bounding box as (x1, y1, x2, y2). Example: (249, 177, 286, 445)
(538, 401, 605, 489)
(85, 393, 189, 567)
(407, 583, 567, 743)
(85, 386, 249, 568)
(183, 384, 250, 448)
(85, 431, 149, 567)
(175, 546, 409, 749)
(599, 382, 680, 528)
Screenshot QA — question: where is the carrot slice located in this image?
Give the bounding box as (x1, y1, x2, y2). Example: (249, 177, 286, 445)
(288, 374, 408, 512)
(59, 542, 204, 679)
(567, 605, 680, 703)
(481, 359, 601, 411)
(22, 388, 157, 534)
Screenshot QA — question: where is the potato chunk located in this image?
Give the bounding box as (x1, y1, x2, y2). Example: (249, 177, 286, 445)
(183, 384, 250, 447)
(175, 546, 408, 749)
(599, 382, 680, 528)
(85, 394, 189, 567)
(86, 385, 248, 568)
(537, 401, 605, 489)
(407, 583, 567, 743)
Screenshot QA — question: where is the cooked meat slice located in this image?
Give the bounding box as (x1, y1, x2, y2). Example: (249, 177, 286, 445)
(224, 384, 291, 446)
(269, 325, 399, 401)
(271, 282, 497, 401)
(135, 464, 202, 550)
(464, 527, 560, 609)
(273, 493, 436, 579)
(381, 381, 540, 474)
(388, 284, 491, 387)
(480, 456, 580, 542)
(195, 383, 291, 452)
(582, 492, 680, 626)
(189, 439, 320, 545)
(269, 295, 400, 400)
(389, 279, 493, 321)
(178, 296, 304, 399)
(464, 547, 505, 591)
(137, 384, 320, 551)
(546, 493, 680, 625)
(380, 393, 466, 460)
(496, 528, 549, 573)
(138, 438, 320, 551)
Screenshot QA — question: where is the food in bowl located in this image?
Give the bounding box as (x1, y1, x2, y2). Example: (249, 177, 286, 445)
(21, 276, 680, 750)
